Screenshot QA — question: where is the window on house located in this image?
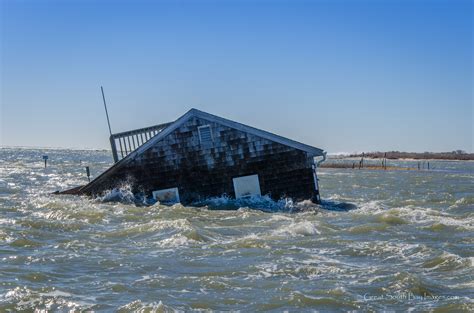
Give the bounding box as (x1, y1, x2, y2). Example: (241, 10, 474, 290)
(152, 187, 180, 204)
(233, 174, 261, 199)
(198, 125, 213, 145)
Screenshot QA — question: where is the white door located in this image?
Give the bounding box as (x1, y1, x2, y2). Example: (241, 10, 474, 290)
(233, 174, 261, 199)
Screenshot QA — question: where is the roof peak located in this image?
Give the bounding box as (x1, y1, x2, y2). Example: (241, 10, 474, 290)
(182, 108, 323, 155)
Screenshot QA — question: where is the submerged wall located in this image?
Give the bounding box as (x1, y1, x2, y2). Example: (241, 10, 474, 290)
(84, 116, 319, 203)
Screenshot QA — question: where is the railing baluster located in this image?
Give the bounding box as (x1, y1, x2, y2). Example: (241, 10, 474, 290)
(127, 136, 132, 153)
(132, 135, 136, 150)
(121, 137, 126, 156)
(118, 137, 123, 158)
(125, 137, 130, 155)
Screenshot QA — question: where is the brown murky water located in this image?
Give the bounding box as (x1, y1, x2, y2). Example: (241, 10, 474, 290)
(1, 148, 473, 311)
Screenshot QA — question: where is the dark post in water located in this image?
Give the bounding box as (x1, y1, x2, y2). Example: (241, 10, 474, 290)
(85, 166, 91, 182)
(43, 155, 48, 168)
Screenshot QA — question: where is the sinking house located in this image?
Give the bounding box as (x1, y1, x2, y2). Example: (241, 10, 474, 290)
(66, 109, 326, 204)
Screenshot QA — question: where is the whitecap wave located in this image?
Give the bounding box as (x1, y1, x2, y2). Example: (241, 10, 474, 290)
(117, 299, 175, 312)
(194, 194, 320, 213)
(272, 221, 320, 236)
(99, 185, 137, 204)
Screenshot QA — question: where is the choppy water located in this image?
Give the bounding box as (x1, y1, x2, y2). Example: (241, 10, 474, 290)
(1, 147, 473, 312)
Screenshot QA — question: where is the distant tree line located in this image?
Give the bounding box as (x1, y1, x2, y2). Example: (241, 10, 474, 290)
(347, 150, 474, 161)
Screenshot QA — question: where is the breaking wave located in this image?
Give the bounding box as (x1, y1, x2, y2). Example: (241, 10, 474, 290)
(98, 184, 148, 205)
(193, 194, 319, 212)
(95, 188, 358, 214)
(95, 188, 324, 213)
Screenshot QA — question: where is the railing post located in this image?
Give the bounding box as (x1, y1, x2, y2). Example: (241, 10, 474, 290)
(110, 136, 119, 163)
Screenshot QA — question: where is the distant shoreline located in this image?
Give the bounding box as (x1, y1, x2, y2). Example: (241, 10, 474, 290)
(333, 151, 474, 161)
(320, 163, 418, 170)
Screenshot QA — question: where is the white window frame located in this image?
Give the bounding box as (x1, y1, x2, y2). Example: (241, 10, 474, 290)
(152, 187, 180, 204)
(232, 174, 262, 199)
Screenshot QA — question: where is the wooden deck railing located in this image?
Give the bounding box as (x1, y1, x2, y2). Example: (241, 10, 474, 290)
(110, 122, 172, 162)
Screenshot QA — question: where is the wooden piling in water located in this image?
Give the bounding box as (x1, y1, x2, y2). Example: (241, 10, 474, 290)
(43, 155, 48, 168)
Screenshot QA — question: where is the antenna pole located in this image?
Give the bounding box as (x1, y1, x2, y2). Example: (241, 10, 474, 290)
(101, 86, 113, 136)
(101, 86, 119, 163)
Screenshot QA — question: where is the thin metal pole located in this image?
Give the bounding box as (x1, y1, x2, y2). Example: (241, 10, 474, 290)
(101, 86, 113, 136)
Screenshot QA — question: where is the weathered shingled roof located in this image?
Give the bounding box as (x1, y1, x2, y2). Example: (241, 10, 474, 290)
(79, 108, 324, 194)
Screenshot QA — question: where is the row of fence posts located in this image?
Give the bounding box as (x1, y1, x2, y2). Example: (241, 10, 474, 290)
(350, 153, 430, 170)
(418, 161, 430, 170)
(42, 155, 91, 182)
(353, 153, 387, 170)
(381, 152, 387, 170)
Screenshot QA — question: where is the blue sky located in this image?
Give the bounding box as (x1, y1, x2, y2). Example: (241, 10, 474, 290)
(1, 0, 472, 153)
